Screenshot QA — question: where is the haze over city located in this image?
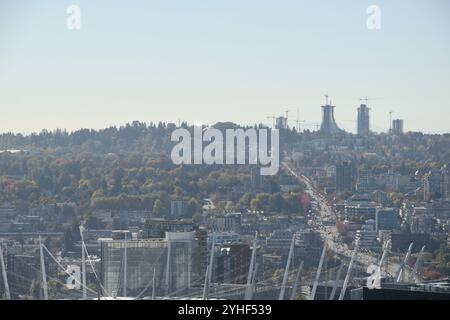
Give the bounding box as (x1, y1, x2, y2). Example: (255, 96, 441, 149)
(3, 0, 450, 306)
(1, 0, 450, 134)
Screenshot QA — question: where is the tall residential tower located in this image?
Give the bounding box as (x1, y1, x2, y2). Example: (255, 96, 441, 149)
(357, 104, 370, 135)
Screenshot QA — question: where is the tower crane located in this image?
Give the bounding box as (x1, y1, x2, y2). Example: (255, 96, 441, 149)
(266, 115, 276, 128)
(288, 108, 305, 131)
(359, 97, 383, 106)
(288, 119, 306, 131)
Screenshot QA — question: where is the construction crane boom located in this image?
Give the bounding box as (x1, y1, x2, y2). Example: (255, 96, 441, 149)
(288, 108, 305, 132)
(359, 97, 383, 106)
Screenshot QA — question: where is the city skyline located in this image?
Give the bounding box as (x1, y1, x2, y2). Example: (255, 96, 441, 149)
(0, 101, 441, 136)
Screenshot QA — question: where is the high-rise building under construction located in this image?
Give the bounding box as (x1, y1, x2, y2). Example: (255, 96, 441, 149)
(357, 104, 370, 135)
(392, 119, 404, 134)
(320, 96, 344, 136)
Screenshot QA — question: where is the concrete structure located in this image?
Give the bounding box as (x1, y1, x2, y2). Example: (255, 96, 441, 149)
(320, 98, 344, 136)
(357, 104, 370, 136)
(275, 116, 288, 130)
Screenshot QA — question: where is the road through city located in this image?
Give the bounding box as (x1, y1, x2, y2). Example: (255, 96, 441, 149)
(282, 161, 401, 279)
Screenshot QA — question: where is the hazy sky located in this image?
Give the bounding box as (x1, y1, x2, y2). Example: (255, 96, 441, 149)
(1, 0, 449, 134)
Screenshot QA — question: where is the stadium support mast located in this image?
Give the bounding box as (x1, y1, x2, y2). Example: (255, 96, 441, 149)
(245, 232, 258, 300)
(203, 233, 216, 300)
(379, 242, 389, 269)
(339, 241, 359, 300)
(290, 261, 304, 300)
(79, 226, 87, 299)
(39, 236, 49, 300)
(396, 242, 413, 283)
(202, 265, 210, 300)
(152, 268, 156, 300)
(309, 242, 327, 300)
(279, 234, 296, 300)
(249, 263, 258, 300)
(329, 262, 344, 300)
(411, 246, 425, 283)
(376, 244, 389, 283)
(164, 235, 173, 296)
(123, 239, 128, 297)
(0, 243, 11, 299)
